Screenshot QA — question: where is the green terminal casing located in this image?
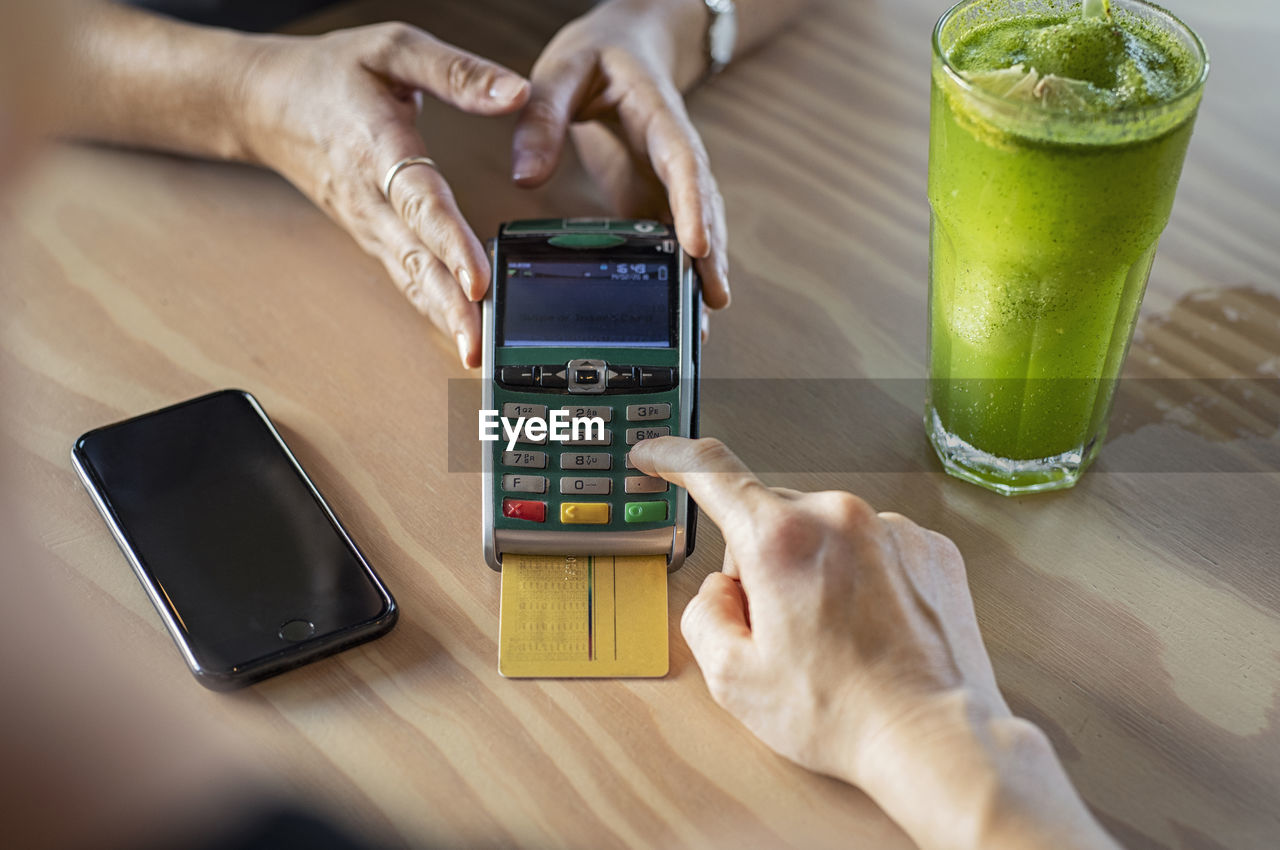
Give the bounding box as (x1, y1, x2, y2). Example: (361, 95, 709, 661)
(481, 218, 700, 571)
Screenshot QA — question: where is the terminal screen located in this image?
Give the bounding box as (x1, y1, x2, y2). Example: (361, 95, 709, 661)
(500, 259, 675, 348)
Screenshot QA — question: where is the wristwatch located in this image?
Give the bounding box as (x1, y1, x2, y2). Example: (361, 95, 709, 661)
(703, 0, 738, 78)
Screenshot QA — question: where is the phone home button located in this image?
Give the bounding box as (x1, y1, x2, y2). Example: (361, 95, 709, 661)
(279, 619, 316, 642)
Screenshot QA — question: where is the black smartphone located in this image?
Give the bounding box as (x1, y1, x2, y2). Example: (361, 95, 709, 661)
(72, 389, 397, 690)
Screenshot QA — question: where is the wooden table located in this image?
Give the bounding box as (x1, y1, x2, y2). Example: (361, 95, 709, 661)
(4, 0, 1278, 847)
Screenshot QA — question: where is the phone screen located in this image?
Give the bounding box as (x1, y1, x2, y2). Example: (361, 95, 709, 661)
(74, 390, 393, 685)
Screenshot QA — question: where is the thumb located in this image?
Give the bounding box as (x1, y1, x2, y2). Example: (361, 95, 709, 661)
(363, 23, 530, 115)
(682, 573, 755, 702)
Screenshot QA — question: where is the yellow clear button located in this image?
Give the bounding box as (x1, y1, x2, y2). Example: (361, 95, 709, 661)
(560, 502, 611, 524)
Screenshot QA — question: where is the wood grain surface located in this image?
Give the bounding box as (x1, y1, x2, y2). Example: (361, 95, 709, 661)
(3, 0, 1278, 848)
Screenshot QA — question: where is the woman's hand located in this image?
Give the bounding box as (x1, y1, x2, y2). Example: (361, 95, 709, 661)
(512, 0, 730, 312)
(237, 23, 531, 367)
(631, 437, 1007, 781)
(630, 437, 1120, 850)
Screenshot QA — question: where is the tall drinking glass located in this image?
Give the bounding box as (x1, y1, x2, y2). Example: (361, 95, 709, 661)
(927, 0, 1209, 495)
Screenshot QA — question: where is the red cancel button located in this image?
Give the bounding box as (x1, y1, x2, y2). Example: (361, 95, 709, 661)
(502, 498, 547, 522)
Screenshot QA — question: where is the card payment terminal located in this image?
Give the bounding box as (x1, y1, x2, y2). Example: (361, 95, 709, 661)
(481, 218, 700, 571)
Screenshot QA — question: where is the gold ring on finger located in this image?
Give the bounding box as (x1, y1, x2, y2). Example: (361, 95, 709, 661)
(381, 156, 439, 201)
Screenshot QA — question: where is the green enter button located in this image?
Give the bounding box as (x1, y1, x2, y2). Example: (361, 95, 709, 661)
(624, 501, 668, 523)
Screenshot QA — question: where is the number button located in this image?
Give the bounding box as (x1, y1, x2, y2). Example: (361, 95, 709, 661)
(562, 429, 612, 447)
(559, 452, 612, 470)
(508, 419, 547, 445)
(560, 405, 612, 422)
(502, 450, 546, 469)
(626, 426, 670, 445)
(559, 477, 612, 495)
(502, 402, 547, 419)
(626, 403, 670, 421)
(624, 475, 668, 494)
(502, 474, 547, 494)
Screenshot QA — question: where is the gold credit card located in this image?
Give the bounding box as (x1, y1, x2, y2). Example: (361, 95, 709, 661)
(499, 554, 668, 678)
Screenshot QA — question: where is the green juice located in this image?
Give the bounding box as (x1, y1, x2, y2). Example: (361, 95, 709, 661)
(927, 0, 1207, 494)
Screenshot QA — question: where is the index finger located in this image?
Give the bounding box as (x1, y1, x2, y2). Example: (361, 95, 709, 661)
(384, 152, 490, 301)
(643, 104, 712, 260)
(626, 92, 730, 309)
(629, 437, 773, 530)
(362, 23, 530, 115)
(511, 54, 596, 186)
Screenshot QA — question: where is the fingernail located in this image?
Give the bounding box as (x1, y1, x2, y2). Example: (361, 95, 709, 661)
(512, 152, 543, 183)
(458, 267, 474, 299)
(489, 76, 527, 103)
(456, 332, 471, 367)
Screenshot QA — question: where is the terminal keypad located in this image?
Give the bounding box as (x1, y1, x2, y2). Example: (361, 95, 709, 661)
(496, 360, 679, 526)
